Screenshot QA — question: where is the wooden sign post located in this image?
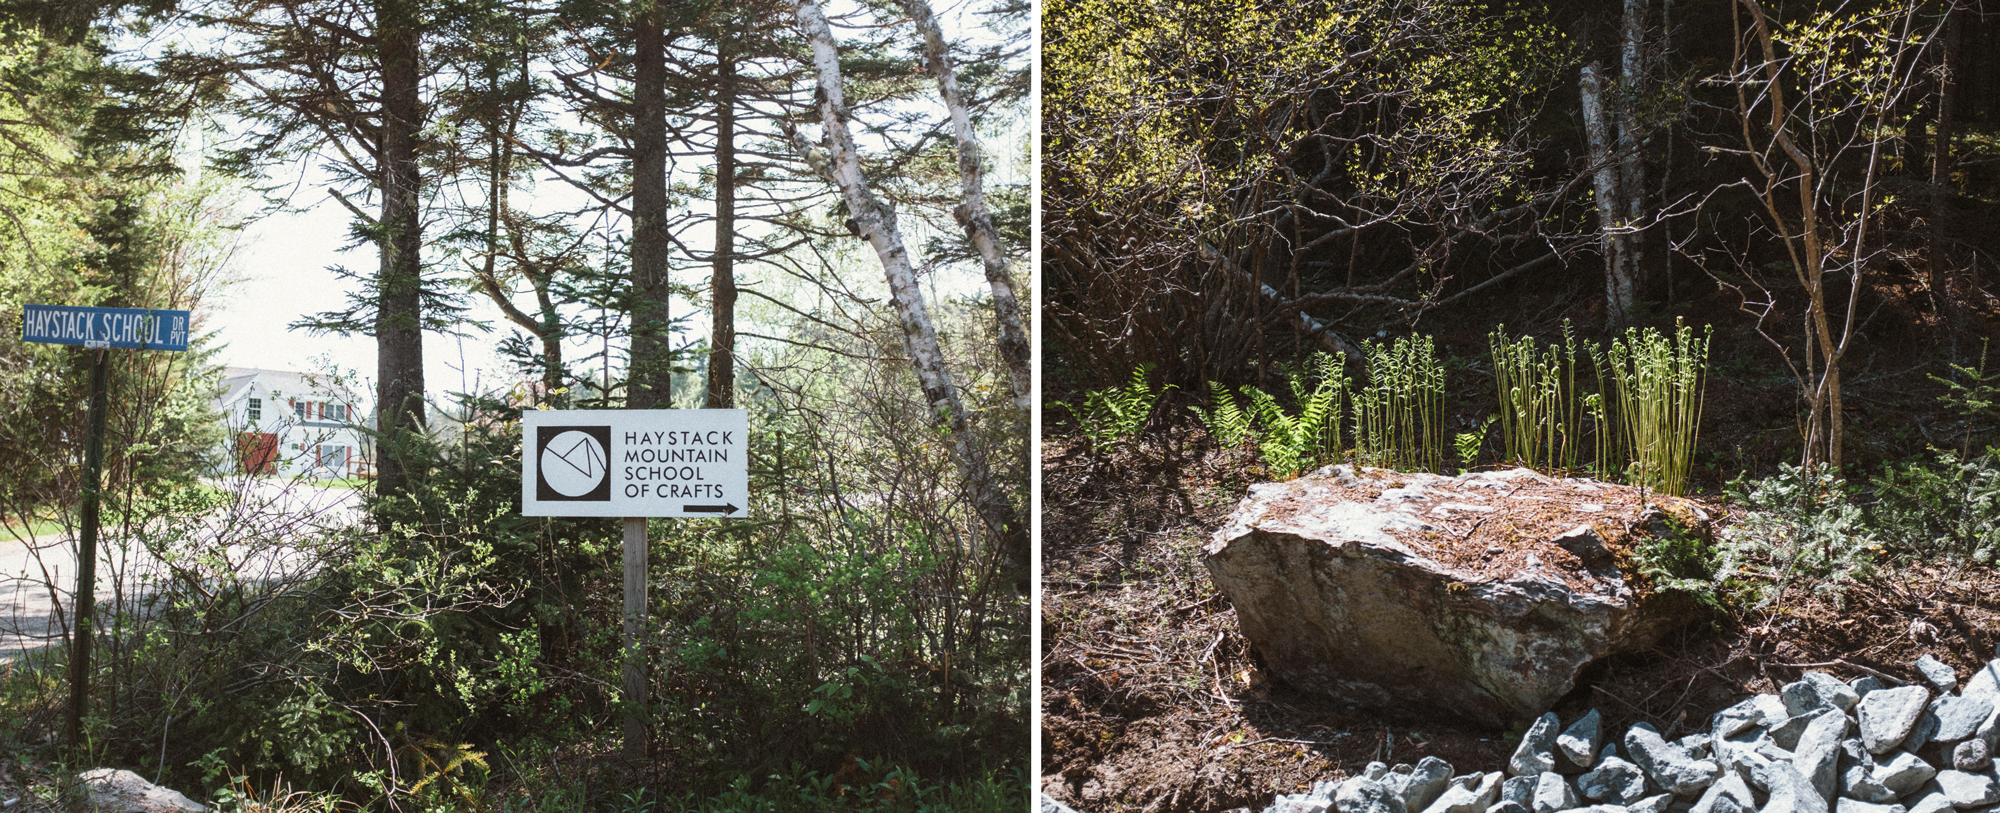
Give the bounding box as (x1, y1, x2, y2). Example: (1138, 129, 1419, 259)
(520, 409, 748, 758)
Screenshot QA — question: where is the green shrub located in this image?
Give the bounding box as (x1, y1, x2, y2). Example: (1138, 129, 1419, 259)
(1869, 449, 2000, 564)
(1934, 342, 2000, 455)
(1190, 380, 1254, 448)
(26, 385, 1021, 806)
(1454, 429, 1481, 471)
(1630, 509, 1723, 612)
(1719, 464, 1876, 608)
(662, 764, 1023, 813)
(1239, 352, 1347, 478)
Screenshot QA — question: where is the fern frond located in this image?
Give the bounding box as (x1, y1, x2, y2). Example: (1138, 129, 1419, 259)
(1195, 381, 1255, 447)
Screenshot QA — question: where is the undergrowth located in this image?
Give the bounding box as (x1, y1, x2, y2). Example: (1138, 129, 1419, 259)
(1190, 381, 1254, 449)
(1718, 464, 1877, 609)
(1629, 509, 1723, 613)
(1353, 335, 1445, 473)
(1062, 365, 1167, 448)
(1490, 323, 1584, 473)
(1241, 353, 1346, 478)
(1180, 324, 1707, 488)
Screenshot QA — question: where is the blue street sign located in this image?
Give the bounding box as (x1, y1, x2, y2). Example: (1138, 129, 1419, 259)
(21, 304, 190, 351)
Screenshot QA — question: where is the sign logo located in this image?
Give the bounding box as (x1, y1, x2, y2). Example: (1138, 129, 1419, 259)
(535, 426, 611, 501)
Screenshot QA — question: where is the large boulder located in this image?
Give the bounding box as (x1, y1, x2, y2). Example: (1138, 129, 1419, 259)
(1203, 465, 1708, 727)
(75, 769, 206, 813)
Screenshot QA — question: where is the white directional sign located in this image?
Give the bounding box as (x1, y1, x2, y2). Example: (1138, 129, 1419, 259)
(522, 409, 748, 517)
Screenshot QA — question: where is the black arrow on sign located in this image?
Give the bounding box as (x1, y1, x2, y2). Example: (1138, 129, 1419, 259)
(684, 503, 740, 515)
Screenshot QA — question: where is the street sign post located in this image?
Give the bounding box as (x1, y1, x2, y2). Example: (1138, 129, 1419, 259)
(21, 304, 190, 754)
(521, 409, 748, 757)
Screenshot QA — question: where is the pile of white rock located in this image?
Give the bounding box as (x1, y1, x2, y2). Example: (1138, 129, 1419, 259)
(1264, 655, 2000, 813)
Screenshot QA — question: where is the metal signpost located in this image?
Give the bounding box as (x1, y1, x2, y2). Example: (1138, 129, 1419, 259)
(20, 304, 190, 753)
(520, 409, 748, 756)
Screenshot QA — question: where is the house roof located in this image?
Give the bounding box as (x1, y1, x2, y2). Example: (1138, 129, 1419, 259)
(216, 367, 365, 408)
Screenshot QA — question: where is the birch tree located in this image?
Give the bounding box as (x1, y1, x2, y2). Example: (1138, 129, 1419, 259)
(901, 0, 1031, 411)
(788, 0, 1026, 580)
(1581, 61, 1637, 331)
(1583, 0, 1665, 331)
(1617, 0, 1663, 297)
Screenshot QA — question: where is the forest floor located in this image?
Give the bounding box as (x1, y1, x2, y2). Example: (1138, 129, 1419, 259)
(1038, 420, 2000, 813)
(0, 750, 59, 813)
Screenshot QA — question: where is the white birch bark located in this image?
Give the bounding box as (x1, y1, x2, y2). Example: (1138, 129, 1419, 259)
(902, 0, 1032, 411)
(1581, 61, 1636, 330)
(790, 0, 1027, 578)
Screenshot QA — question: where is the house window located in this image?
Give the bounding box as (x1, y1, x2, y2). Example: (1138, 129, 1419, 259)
(329, 403, 347, 421)
(247, 398, 261, 421)
(318, 444, 349, 474)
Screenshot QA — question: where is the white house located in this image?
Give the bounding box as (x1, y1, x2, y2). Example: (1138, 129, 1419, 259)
(215, 367, 373, 479)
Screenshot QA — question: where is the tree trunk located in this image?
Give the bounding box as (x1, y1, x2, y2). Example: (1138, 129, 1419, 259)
(1581, 62, 1636, 331)
(902, 0, 1031, 411)
(1983, 5, 1997, 125)
(1736, 0, 1847, 470)
(706, 49, 737, 410)
(1905, 101, 1933, 174)
(792, 0, 1027, 583)
(472, 60, 564, 400)
(1933, 2, 1963, 337)
(375, 0, 426, 498)
(1619, 0, 1665, 294)
(628, 8, 674, 409)
(535, 273, 562, 396)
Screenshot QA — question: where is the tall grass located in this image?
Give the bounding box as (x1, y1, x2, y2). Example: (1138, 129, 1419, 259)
(1490, 322, 1585, 472)
(1354, 335, 1445, 473)
(1599, 319, 1710, 495)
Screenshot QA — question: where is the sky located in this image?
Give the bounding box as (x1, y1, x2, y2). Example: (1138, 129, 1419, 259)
(210, 191, 523, 404)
